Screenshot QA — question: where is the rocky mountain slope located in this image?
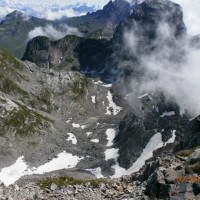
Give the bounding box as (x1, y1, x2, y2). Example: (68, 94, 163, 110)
(0, 0, 200, 199)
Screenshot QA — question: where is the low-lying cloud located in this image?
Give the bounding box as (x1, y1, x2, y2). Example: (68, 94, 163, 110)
(28, 24, 83, 41)
(123, 6, 200, 117)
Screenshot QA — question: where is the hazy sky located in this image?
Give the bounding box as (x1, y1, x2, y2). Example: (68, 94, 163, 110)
(0, 0, 200, 35)
(1, 0, 111, 7)
(0, 0, 111, 20)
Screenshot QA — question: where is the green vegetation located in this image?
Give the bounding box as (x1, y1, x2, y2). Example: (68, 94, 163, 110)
(0, 73, 28, 96)
(29, 89, 58, 113)
(37, 176, 110, 190)
(0, 48, 27, 82)
(0, 102, 52, 136)
(175, 149, 194, 157)
(185, 162, 200, 175)
(72, 76, 90, 99)
(0, 48, 23, 70)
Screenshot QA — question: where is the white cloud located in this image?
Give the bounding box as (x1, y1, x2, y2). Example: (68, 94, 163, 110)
(124, 16, 200, 117)
(0, 0, 107, 21)
(28, 24, 83, 40)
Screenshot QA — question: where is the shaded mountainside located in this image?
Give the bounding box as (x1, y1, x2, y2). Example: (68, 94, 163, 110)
(0, 0, 131, 59)
(1, 0, 200, 199)
(22, 35, 112, 76)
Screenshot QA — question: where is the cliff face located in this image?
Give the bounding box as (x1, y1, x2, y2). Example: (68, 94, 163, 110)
(22, 35, 112, 78)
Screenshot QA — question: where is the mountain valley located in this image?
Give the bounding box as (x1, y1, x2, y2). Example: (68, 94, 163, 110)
(0, 0, 200, 199)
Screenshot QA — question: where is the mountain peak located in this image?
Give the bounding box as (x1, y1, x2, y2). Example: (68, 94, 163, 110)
(103, 0, 130, 10)
(5, 10, 23, 20)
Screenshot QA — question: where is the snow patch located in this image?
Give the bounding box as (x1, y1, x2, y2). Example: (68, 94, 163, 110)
(86, 132, 93, 137)
(66, 118, 72, 123)
(86, 167, 104, 179)
(125, 92, 135, 99)
(91, 139, 99, 143)
(126, 132, 163, 174)
(103, 148, 127, 179)
(111, 130, 177, 178)
(106, 128, 117, 147)
(91, 96, 96, 104)
(0, 152, 83, 186)
(93, 80, 103, 85)
(160, 111, 175, 117)
(102, 83, 112, 88)
(0, 156, 28, 186)
(93, 80, 112, 88)
(32, 152, 83, 174)
(164, 130, 176, 146)
(106, 91, 122, 115)
(66, 133, 77, 145)
(138, 93, 149, 99)
(105, 148, 119, 161)
(72, 123, 86, 129)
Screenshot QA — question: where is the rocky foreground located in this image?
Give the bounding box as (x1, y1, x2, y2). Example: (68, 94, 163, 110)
(0, 147, 199, 200)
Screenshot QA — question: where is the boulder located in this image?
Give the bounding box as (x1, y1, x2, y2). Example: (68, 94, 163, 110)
(50, 183, 58, 191)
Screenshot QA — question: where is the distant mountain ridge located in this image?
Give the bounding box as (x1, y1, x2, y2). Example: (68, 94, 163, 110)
(64, 0, 131, 38)
(0, 0, 131, 58)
